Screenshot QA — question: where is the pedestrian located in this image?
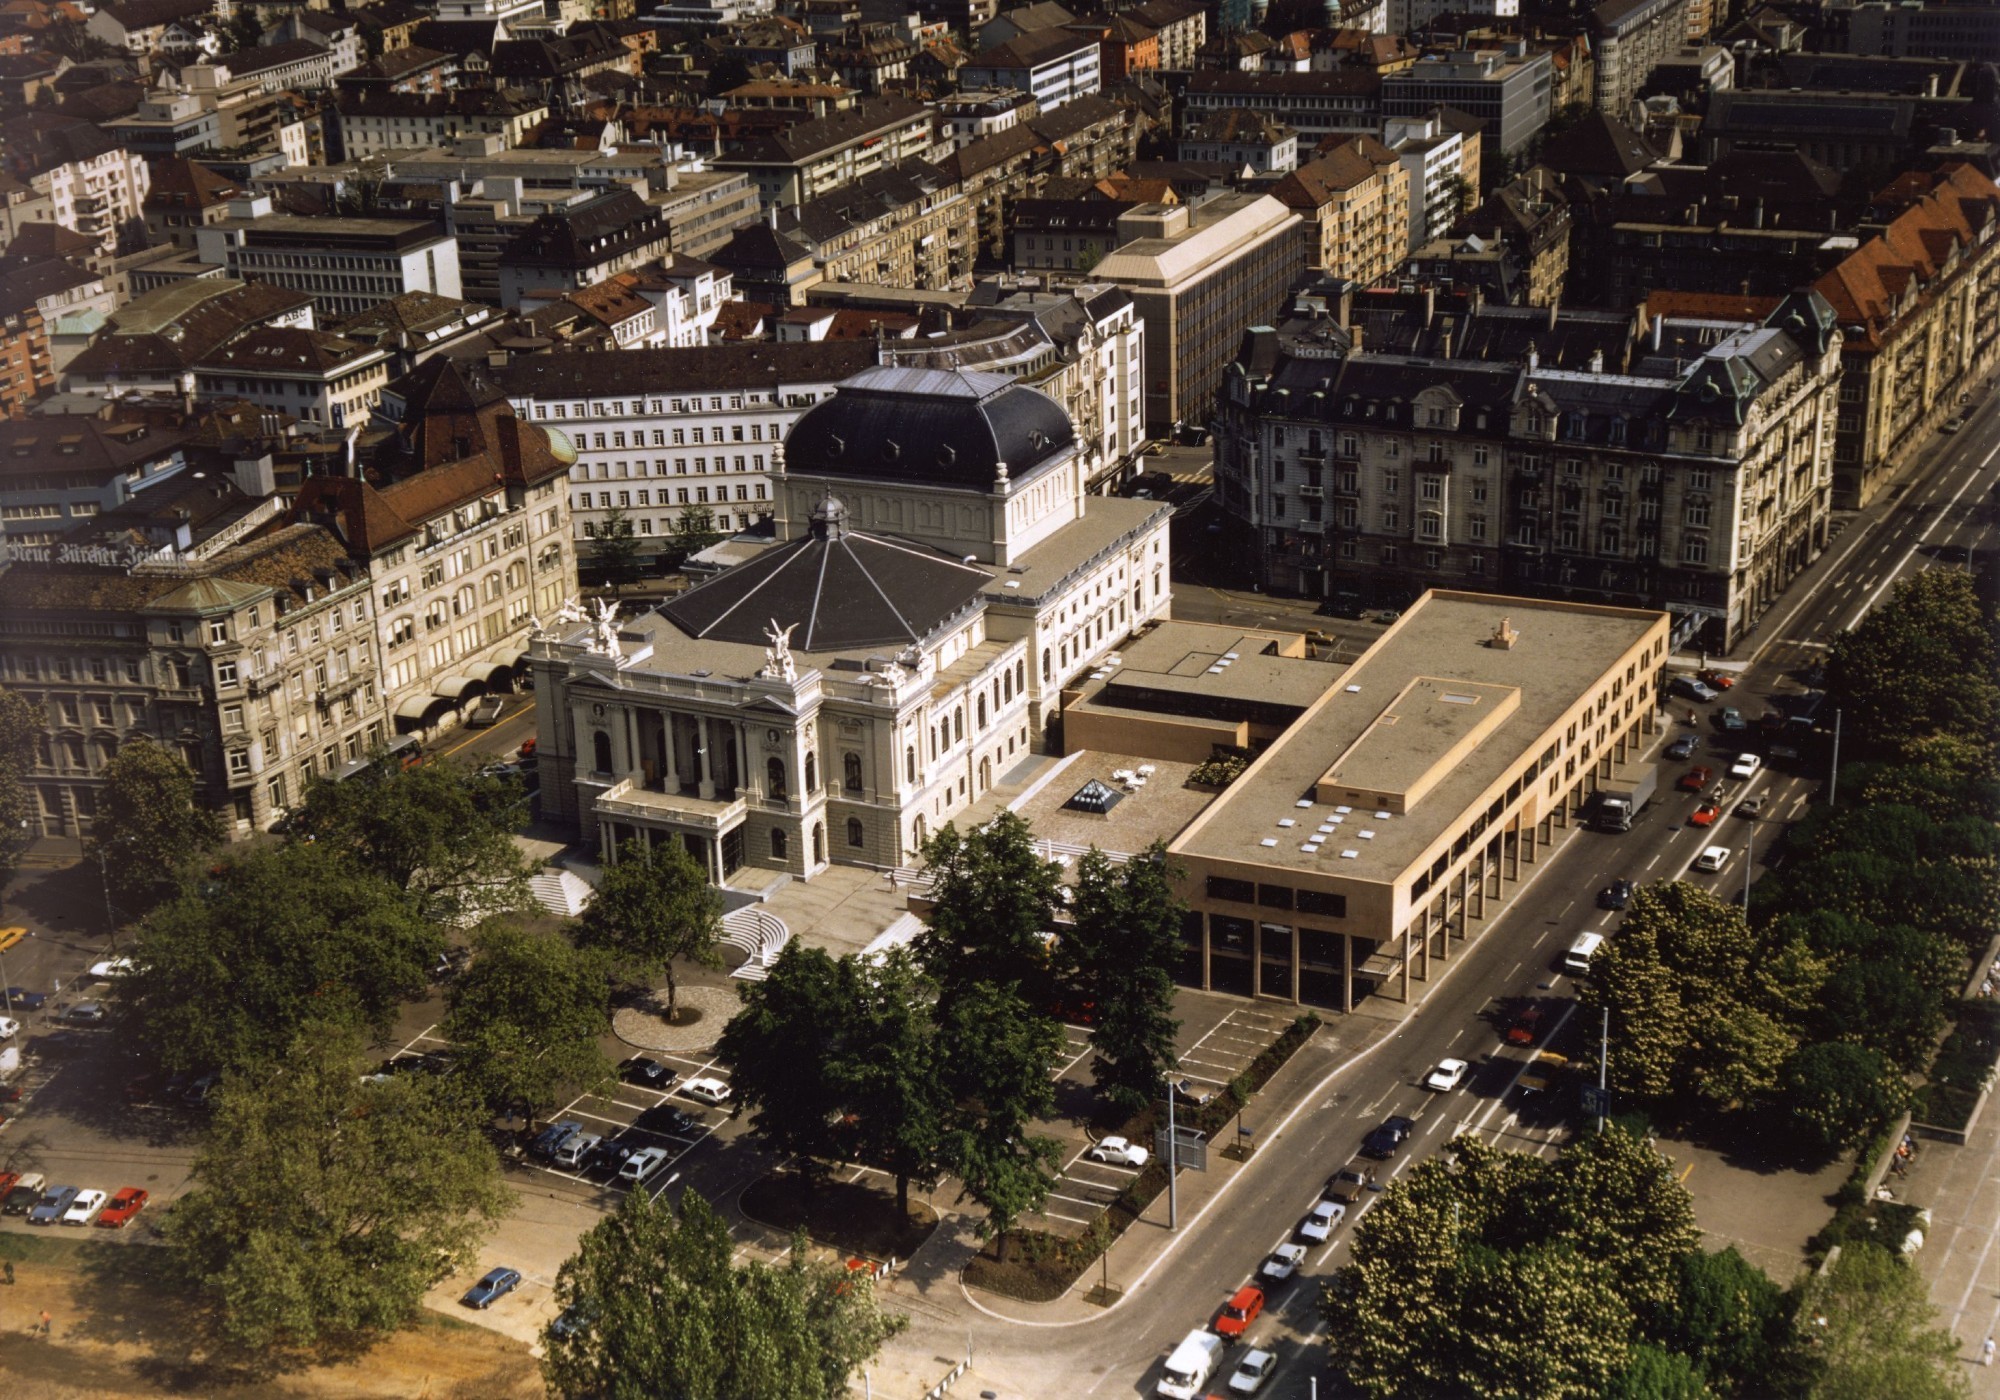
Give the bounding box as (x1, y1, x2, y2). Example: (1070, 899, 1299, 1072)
(1984, 1337, 1995, 1367)
(39, 1309, 50, 1338)
(1, 1261, 12, 1285)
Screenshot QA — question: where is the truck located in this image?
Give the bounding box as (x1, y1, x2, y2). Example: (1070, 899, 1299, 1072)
(1157, 1329, 1226, 1399)
(1593, 769, 1657, 832)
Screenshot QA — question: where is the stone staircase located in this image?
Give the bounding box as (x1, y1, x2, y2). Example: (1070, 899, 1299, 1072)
(720, 906, 790, 982)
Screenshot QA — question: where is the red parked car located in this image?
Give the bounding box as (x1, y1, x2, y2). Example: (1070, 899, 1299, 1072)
(1216, 1284, 1265, 1339)
(95, 1187, 148, 1228)
(1689, 803, 1721, 827)
(1696, 668, 1736, 690)
(1676, 765, 1714, 792)
(1506, 1005, 1547, 1046)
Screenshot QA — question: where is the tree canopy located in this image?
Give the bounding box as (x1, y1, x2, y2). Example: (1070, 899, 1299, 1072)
(117, 841, 442, 1073)
(573, 838, 722, 1020)
(588, 506, 645, 588)
(286, 756, 537, 925)
(914, 812, 1064, 1010)
(87, 737, 226, 918)
(0, 687, 36, 887)
(163, 1025, 511, 1359)
(541, 1188, 904, 1400)
(1825, 569, 1999, 763)
(443, 921, 615, 1122)
(1060, 844, 1186, 1114)
(1792, 1242, 1969, 1400)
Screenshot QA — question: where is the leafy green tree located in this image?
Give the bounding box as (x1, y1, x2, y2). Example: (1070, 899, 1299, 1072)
(915, 811, 1064, 1007)
(935, 979, 1063, 1257)
(716, 943, 852, 1195)
(1605, 1344, 1715, 1399)
(164, 1024, 511, 1357)
(443, 922, 614, 1122)
(840, 949, 949, 1217)
(1825, 568, 2000, 759)
(1649, 1247, 1784, 1395)
(589, 506, 646, 588)
(87, 737, 226, 918)
(1530, 1125, 1701, 1316)
(542, 1188, 904, 1400)
(1792, 1242, 1969, 1400)
(1062, 843, 1185, 1114)
(660, 507, 725, 571)
(118, 842, 440, 1073)
(288, 757, 536, 925)
(1778, 1042, 1909, 1158)
(0, 687, 37, 887)
(573, 838, 723, 1021)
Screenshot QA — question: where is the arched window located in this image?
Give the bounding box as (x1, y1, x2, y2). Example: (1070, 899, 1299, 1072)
(1002, 670, 1012, 703)
(843, 752, 862, 791)
(771, 827, 787, 858)
(591, 730, 613, 773)
(767, 756, 786, 799)
(811, 822, 824, 864)
(912, 815, 927, 851)
(1042, 648, 1051, 682)
(976, 696, 987, 729)
(905, 746, 916, 784)
(804, 752, 817, 793)
(1015, 659, 1025, 689)
(846, 817, 864, 847)
(953, 709, 963, 743)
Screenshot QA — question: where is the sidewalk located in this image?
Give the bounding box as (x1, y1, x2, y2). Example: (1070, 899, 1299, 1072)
(1900, 1102, 2000, 1391)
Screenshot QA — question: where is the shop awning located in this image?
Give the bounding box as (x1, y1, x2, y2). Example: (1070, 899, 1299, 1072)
(433, 674, 477, 700)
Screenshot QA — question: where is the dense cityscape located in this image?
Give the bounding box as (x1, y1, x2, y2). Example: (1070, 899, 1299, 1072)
(0, 0, 1996, 1394)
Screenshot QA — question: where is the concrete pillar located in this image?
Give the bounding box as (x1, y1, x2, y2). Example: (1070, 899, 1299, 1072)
(1341, 932, 1353, 1014)
(661, 712, 678, 791)
(697, 716, 715, 799)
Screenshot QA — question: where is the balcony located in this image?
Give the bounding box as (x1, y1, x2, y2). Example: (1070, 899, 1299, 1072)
(1298, 485, 1324, 499)
(596, 777, 747, 836)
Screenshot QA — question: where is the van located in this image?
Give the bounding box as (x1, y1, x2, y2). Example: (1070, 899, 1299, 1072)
(2, 1171, 45, 1213)
(1563, 932, 1606, 976)
(1157, 1329, 1225, 1399)
(531, 1120, 582, 1162)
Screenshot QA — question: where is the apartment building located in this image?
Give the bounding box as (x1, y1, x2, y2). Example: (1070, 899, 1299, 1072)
(1592, 0, 1692, 115)
(290, 359, 578, 735)
(713, 96, 939, 208)
(0, 412, 192, 545)
(195, 198, 462, 316)
(62, 278, 317, 397)
(1270, 136, 1410, 284)
(1181, 70, 1383, 148)
(932, 96, 1139, 262)
(1124, 0, 1205, 71)
(489, 340, 877, 555)
(1814, 163, 2000, 509)
(496, 189, 673, 309)
(1842, 0, 2000, 63)
(1381, 48, 1552, 169)
(777, 159, 975, 292)
(335, 89, 549, 160)
(1384, 109, 1476, 251)
(961, 26, 1102, 112)
(1093, 194, 1304, 436)
(0, 113, 152, 257)
(1212, 287, 1842, 653)
(1179, 110, 1299, 175)
(193, 327, 392, 430)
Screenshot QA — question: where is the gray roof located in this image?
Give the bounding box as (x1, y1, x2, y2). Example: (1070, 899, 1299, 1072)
(783, 365, 1075, 491)
(658, 497, 992, 652)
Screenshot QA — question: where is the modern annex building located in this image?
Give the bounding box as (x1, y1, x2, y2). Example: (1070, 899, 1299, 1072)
(528, 365, 1172, 883)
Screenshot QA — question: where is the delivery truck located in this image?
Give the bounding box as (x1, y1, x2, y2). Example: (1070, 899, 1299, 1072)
(1593, 769, 1657, 833)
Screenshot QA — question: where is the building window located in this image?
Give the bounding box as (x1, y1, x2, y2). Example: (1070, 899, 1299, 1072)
(772, 828, 788, 859)
(767, 756, 786, 799)
(1682, 536, 1708, 565)
(847, 817, 864, 847)
(844, 752, 863, 791)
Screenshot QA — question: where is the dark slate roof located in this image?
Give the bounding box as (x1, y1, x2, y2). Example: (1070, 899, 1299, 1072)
(499, 188, 669, 271)
(489, 340, 876, 397)
(779, 160, 954, 248)
(1539, 111, 1659, 178)
(659, 497, 992, 652)
(783, 365, 1075, 491)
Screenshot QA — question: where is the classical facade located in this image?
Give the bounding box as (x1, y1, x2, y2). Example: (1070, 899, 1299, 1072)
(528, 365, 1172, 882)
(1814, 163, 2000, 510)
(1213, 289, 1842, 652)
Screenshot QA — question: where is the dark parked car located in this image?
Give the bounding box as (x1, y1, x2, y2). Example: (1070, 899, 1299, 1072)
(1598, 879, 1635, 910)
(621, 1057, 674, 1090)
(1665, 734, 1699, 760)
(587, 1139, 637, 1179)
(461, 1267, 521, 1309)
(1359, 1115, 1416, 1159)
(636, 1103, 699, 1137)
(531, 1121, 583, 1161)
(2, 988, 46, 1012)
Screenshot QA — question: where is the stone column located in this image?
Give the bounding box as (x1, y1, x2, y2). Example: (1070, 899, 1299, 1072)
(697, 716, 715, 800)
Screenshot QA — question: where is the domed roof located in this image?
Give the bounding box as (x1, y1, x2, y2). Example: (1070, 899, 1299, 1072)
(783, 365, 1076, 490)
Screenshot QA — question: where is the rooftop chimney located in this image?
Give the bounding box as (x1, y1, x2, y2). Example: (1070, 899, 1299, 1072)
(1489, 617, 1519, 649)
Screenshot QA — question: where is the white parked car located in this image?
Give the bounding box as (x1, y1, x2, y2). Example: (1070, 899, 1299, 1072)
(618, 1146, 671, 1183)
(1423, 1057, 1469, 1091)
(1260, 1243, 1309, 1281)
(0, 1015, 18, 1040)
(88, 958, 135, 980)
(680, 1077, 731, 1106)
(1228, 1349, 1277, 1395)
(1085, 1136, 1150, 1168)
(1296, 1199, 1346, 1244)
(1693, 845, 1731, 873)
(62, 1188, 107, 1225)
(1729, 753, 1762, 780)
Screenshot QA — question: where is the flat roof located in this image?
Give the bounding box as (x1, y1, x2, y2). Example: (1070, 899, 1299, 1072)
(1171, 591, 1664, 883)
(981, 495, 1169, 607)
(1084, 619, 1337, 713)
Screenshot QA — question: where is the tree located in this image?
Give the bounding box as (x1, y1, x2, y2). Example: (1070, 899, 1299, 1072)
(840, 949, 949, 1217)
(573, 838, 722, 1021)
(589, 506, 645, 588)
(1324, 1129, 1716, 1399)
(660, 507, 725, 572)
(1825, 568, 2000, 759)
(1649, 1247, 1785, 1395)
(1777, 1042, 1909, 1158)
(287, 757, 536, 926)
(935, 979, 1064, 1256)
(705, 54, 751, 97)
(118, 842, 441, 1073)
(1791, 1242, 1969, 1400)
(915, 811, 1064, 1009)
(716, 943, 852, 1195)
(218, 10, 264, 55)
(542, 1188, 904, 1400)
(443, 922, 615, 1123)
(87, 737, 226, 918)
(164, 1025, 510, 1358)
(0, 687, 37, 888)
(1604, 1345, 1715, 1400)
(1062, 843, 1185, 1114)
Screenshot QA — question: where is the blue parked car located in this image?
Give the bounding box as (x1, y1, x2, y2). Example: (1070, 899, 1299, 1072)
(530, 1120, 583, 1162)
(27, 1185, 78, 1225)
(1666, 734, 1699, 760)
(2, 988, 46, 1012)
(461, 1267, 521, 1309)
